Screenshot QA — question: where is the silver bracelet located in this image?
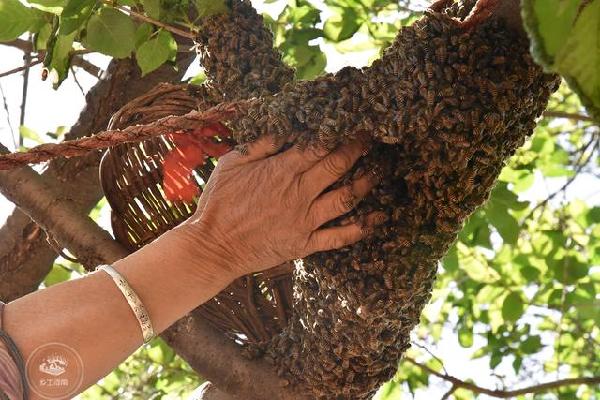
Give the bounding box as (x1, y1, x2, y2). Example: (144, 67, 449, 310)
(97, 264, 155, 343)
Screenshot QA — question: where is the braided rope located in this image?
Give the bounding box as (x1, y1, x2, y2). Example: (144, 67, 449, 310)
(0, 101, 248, 170)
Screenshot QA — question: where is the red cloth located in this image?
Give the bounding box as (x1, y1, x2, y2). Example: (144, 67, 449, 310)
(0, 303, 23, 400)
(162, 124, 231, 203)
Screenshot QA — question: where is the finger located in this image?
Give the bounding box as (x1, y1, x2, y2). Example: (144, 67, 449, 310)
(304, 211, 387, 254)
(232, 134, 286, 163)
(303, 137, 371, 195)
(279, 142, 333, 171)
(307, 171, 379, 229)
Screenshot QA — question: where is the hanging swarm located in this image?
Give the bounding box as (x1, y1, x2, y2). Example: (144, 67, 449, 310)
(196, 0, 295, 102)
(215, 1, 559, 399)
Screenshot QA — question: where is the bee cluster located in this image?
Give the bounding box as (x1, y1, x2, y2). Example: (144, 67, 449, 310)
(222, 2, 559, 399)
(195, 0, 295, 102)
(188, 0, 560, 398)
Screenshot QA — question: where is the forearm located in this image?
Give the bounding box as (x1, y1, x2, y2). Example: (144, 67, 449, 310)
(3, 225, 232, 398)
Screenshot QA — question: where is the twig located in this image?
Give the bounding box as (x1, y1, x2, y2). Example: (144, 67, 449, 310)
(0, 83, 16, 148)
(70, 67, 86, 97)
(544, 110, 596, 123)
(440, 384, 457, 400)
(0, 59, 42, 79)
(2, 38, 103, 79)
(0, 39, 33, 53)
(103, 1, 197, 40)
(72, 57, 103, 78)
(19, 34, 33, 147)
(411, 341, 449, 375)
(524, 137, 598, 220)
(404, 357, 600, 398)
(0, 101, 247, 169)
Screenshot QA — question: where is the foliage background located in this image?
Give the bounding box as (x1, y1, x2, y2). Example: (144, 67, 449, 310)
(0, 0, 598, 398)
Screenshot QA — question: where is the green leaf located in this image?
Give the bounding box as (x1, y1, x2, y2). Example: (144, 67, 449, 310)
(512, 355, 523, 373)
(44, 264, 71, 287)
(189, 69, 206, 85)
(34, 21, 52, 50)
(297, 50, 326, 80)
(59, 0, 94, 35)
(194, 0, 228, 18)
(46, 30, 76, 87)
(442, 244, 458, 272)
(586, 206, 600, 224)
(19, 125, 43, 143)
(0, 0, 44, 41)
(458, 325, 473, 348)
(288, 5, 320, 24)
(523, 0, 600, 120)
(520, 335, 542, 354)
(489, 350, 503, 369)
(134, 22, 153, 48)
(502, 291, 525, 323)
(84, 7, 136, 59)
(522, 0, 580, 62)
(141, 0, 160, 20)
(486, 202, 520, 245)
(552, 255, 589, 285)
(25, 0, 66, 14)
(136, 30, 176, 76)
(323, 7, 361, 42)
(459, 251, 500, 284)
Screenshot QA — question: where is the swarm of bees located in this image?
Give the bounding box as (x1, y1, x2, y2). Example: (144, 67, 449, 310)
(195, 1, 294, 102)
(188, 0, 561, 398)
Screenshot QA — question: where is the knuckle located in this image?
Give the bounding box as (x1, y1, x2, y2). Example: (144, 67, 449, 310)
(328, 235, 347, 250)
(323, 155, 349, 176)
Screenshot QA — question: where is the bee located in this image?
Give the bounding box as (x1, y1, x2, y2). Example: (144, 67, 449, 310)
(417, 71, 427, 86)
(426, 89, 436, 108)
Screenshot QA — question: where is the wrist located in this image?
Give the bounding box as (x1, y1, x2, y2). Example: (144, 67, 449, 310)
(164, 221, 240, 286)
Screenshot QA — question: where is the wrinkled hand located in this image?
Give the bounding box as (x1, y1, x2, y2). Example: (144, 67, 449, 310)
(176, 134, 385, 280)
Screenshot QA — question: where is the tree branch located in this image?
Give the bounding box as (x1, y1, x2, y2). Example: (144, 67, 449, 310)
(0, 144, 129, 267)
(102, 1, 197, 40)
(163, 312, 308, 400)
(544, 110, 596, 122)
(1, 39, 103, 78)
(525, 136, 598, 220)
(0, 60, 42, 79)
(19, 34, 33, 147)
(72, 57, 102, 78)
(405, 357, 600, 398)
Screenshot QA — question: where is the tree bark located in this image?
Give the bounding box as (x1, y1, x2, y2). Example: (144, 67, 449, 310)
(163, 311, 307, 400)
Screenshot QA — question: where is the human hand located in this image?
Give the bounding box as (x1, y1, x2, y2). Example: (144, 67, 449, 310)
(174, 135, 385, 280)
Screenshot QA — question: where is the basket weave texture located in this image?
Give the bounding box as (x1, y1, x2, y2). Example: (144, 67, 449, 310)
(100, 83, 293, 346)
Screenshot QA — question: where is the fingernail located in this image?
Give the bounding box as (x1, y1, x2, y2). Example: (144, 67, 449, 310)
(352, 167, 366, 180)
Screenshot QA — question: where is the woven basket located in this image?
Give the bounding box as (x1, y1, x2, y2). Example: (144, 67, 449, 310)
(99, 83, 294, 345)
